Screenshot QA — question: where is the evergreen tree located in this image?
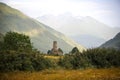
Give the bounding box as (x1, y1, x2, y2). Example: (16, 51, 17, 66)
(71, 47, 79, 54)
(58, 48, 63, 53)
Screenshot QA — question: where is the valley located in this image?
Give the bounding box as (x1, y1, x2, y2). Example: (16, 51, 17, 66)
(0, 1, 120, 80)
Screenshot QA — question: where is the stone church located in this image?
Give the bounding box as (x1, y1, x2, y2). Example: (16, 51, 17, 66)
(47, 41, 63, 55)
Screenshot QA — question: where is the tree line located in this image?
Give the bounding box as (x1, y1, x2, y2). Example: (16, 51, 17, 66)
(0, 32, 120, 72)
(59, 48, 120, 69)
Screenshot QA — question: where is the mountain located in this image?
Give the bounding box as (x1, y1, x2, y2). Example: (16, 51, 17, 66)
(100, 32, 120, 50)
(37, 14, 120, 48)
(71, 35, 105, 48)
(0, 2, 85, 53)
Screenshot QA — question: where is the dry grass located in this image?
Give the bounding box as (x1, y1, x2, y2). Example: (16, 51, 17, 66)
(0, 68, 120, 80)
(44, 55, 62, 63)
(44, 55, 62, 59)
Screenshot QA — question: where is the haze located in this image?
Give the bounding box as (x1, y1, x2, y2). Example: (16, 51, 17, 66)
(1, 0, 120, 27)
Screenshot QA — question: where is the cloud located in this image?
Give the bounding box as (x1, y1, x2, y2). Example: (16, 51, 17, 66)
(6, 0, 118, 17)
(1, 0, 120, 27)
(4, 0, 102, 16)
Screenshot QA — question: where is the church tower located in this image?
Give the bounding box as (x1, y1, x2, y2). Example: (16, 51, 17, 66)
(53, 41, 57, 51)
(51, 41, 58, 54)
(47, 41, 63, 55)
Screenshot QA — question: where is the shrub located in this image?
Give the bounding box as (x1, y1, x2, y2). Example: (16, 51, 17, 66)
(0, 50, 54, 72)
(3, 31, 32, 52)
(58, 48, 120, 69)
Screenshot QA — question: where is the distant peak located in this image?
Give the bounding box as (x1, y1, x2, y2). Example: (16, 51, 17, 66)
(83, 16, 97, 20)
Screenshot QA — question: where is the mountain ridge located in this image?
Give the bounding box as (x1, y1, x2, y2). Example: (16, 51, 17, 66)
(0, 2, 85, 53)
(37, 14, 120, 48)
(100, 32, 120, 50)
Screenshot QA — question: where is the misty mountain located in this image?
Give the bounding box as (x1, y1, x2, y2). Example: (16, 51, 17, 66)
(71, 35, 105, 48)
(100, 32, 120, 50)
(37, 14, 120, 48)
(0, 2, 85, 53)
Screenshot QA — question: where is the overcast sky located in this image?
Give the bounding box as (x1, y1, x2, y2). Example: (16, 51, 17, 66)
(0, 0, 120, 27)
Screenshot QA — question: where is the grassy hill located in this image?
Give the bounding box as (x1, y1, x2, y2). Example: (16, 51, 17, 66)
(0, 2, 85, 53)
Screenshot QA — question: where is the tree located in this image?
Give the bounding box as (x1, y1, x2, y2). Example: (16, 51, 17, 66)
(4, 31, 32, 51)
(47, 50, 51, 54)
(58, 48, 63, 54)
(71, 47, 79, 54)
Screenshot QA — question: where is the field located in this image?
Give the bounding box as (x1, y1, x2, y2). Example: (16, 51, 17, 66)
(44, 55, 62, 60)
(0, 68, 120, 80)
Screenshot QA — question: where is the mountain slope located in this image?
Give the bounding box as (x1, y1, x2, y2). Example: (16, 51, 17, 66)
(37, 14, 120, 48)
(100, 32, 120, 50)
(0, 2, 85, 53)
(71, 35, 105, 48)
